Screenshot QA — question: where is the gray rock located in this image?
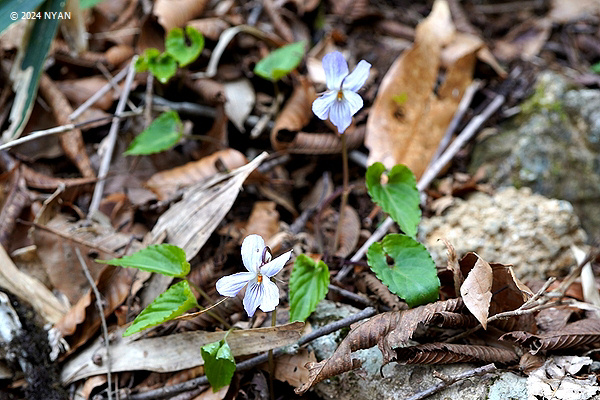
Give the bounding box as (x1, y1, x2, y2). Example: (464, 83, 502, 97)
(469, 71, 600, 239)
(420, 187, 587, 280)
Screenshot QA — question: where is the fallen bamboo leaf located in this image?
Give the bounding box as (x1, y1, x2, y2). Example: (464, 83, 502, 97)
(394, 342, 518, 364)
(365, 0, 478, 176)
(61, 321, 305, 383)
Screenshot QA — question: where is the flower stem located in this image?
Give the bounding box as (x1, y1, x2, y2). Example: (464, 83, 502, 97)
(333, 133, 349, 254)
(268, 307, 277, 400)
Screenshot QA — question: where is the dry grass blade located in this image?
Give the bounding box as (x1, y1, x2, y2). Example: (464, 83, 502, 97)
(295, 298, 464, 394)
(394, 343, 518, 364)
(500, 318, 600, 354)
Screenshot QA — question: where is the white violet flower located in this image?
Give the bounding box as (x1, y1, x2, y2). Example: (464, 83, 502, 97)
(312, 51, 371, 134)
(216, 234, 292, 317)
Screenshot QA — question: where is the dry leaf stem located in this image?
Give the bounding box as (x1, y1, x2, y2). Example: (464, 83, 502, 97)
(406, 363, 496, 400)
(333, 134, 349, 253)
(69, 66, 129, 121)
(88, 56, 138, 219)
(337, 89, 506, 282)
(75, 247, 112, 400)
(124, 307, 376, 400)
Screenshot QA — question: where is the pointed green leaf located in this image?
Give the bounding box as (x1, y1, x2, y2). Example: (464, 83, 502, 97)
(201, 339, 236, 391)
(124, 111, 183, 155)
(165, 26, 204, 67)
(289, 254, 329, 322)
(367, 234, 439, 307)
(97, 244, 190, 277)
(366, 162, 421, 238)
(254, 41, 306, 82)
(148, 52, 177, 84)
(124, 280, 198, 336)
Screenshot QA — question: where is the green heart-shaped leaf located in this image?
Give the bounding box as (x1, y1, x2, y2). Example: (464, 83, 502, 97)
(124, 111, 183, 155)
(254, 41, 306, 82)
(165, 26, 204, 67)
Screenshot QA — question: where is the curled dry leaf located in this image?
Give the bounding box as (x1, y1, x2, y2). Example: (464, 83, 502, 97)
(187, 18, 230, 41)
(271, 348, 317, 388)
(360, 272, 406, 311)
(274, 127, 366, 154)
(333, 205, 360, 258)
(500, 318, 600, 355)
(295, 298, 464, 394)
(245, 201, 280, 243)
(154, 0, 210, 31)
(39, 74, 94, 178)
(460, 253, 493, 330)
(56, 76, 115, 110)
(331, 0, 373, 22)
(185, 77, 226, 106)
(365, 0, 479, 176)
(104, 45, 135, 66)
(146, 148, 248, 200)
(271, 77, 316, 151)
(394, 343, 518, 364)
(428, 311, 478, 329)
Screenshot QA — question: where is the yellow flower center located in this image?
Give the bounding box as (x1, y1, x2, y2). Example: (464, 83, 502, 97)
(257, 273, 263, 283)
(337, 90, 344, 101)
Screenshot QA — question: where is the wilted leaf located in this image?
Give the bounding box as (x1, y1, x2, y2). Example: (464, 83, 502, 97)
(295, 298, 464, 394)
(97, 244, 190, 278)
(394, 343, 518, 364)
(365, 0, 478, 176)
(124, 111, 183, 155)
(165, 26, 204, 67)
(244, 201, 279, 242)
(254, 41, 306, 82)
(201, 339, 236, 392)
(333, 205, 361, 258)
(125, 280, 199, 336)
(367, 234, 439, 307)
(271, 349, 316, 388)
(146, 148, 248, 200)
(460, 253, 492, 329)
(366, 163, 420, 238)
(224, 78, 255, 133)
(289, 255, 329, 322)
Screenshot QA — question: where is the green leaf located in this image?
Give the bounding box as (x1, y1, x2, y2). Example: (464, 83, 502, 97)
(592, 62, 600, 75)
(367, 234, 439, 308)
(201, 339, 236, 391)
(80, 0, 105, 9)
(289, 254, 329, 322)
(97, 243, 190, 277)
(2, 0, 64, 142)
(148, 52, 177, 84)
(0, 0, 46, 34)
(124, 111, 183, 155)
(366, 162, 421, 238)
(134, 48, 160, 73)
(124, 280, 198, 336)
(253, 41, 306, 82)
(165, 26, 204, 67)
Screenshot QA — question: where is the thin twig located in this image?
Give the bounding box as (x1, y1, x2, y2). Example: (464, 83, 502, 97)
(0, 111, 140, 152)
(88, 56, 138, 219)
(75, 247, 112, 400)
(406, 363, 497, 400)
(336, 92, 506, 282)
(123, 307, 377, 400)
(69, 67, 129, 121)
(327, 283, 373, 307)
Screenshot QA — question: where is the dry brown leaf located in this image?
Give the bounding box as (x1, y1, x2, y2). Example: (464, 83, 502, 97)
(263, 0, 294, 42)
(500, 318, 600, 355)
(146, 148, 248, 200)
(146, 153, 268, 261)
(0, 169, 30, 250)
(185, 77, 226, 106)
(295, 298, 465, 394)
(549, 0, 600, 23)
(394, 343, 518, 364)
(0, 244, 67, 324)
(270, 348, 316, 388)
(460, 253, 493, 330)
(334, 205, 360, 258)
(493, 18, 552, 62)
(38, 74, 95, 178)
(244, 201, 280, 242)
(271, 77, 316, 152)
(61, 321, 305, 383)
(365, 0, 479, 176)
(428, 311, 478, 329)
(360, 272, 405, 311)
(331, 0, 372, 22)
(187, 18, 230, 41)
(56, 76, 115, 110)
(154, 0, 209, 31)
(276, 128, 366, 154)
(104, 45, 134, 66)
(488, 263, 535, 332)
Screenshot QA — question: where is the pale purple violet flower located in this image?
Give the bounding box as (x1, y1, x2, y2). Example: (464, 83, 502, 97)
(312, 51, 371, 134)
(216, 234, 292, 317)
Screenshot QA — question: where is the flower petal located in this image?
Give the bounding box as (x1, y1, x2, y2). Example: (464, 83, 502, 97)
(243, 279, 263, 317)
(216, 272, 254, 297)
(329, 98, 352, 134)
(342, 60, 371, 92)
(258, 279, 280, 313)
(342, 90, 363, 116)
(312, 91, 337, 120)
(261, 250, 292, 277)
(241, 234, 265, 273)
(322, 51, 348, 91)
